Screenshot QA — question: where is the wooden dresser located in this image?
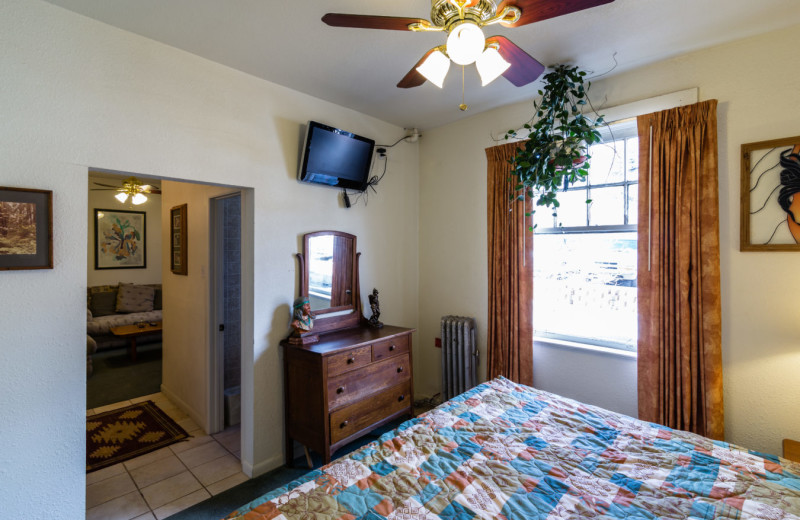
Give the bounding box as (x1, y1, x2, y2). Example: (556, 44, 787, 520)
(283, 324, 415, 465)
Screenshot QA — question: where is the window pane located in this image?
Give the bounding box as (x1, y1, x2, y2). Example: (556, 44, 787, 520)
(626, 137, 639, 181)
(588, 141, 624, 185)
(553, 188, 589, 227)
(588, 186, 625, 226)
(627, 185, 639, 225)
(533, 232, 638, 349)
(532, 203, 555, 230)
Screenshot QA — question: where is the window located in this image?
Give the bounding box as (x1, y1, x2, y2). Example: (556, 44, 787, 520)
(533, 122, 639, 351)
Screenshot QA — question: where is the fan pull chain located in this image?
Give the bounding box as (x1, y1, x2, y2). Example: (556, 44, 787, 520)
(459, 66, 468, 111)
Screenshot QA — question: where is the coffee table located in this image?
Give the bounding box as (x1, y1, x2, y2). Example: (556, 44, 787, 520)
(110, 321, 162, 361)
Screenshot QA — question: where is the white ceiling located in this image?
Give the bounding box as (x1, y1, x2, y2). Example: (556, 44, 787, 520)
(44, 0, 800, 130)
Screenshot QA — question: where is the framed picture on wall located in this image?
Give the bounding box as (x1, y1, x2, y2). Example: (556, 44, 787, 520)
(740, 136, 800, 251)
(0, 187, 53, 270)
(94, 208, 146, 269)
(170, 204, 187, 275)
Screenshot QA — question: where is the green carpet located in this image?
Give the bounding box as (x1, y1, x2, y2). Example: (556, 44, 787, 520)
(165, 418, 407, 520)
(87, 343, 162, 409)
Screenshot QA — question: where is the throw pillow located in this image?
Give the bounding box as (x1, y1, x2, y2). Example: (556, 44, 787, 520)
(90, 290, 119, 317)
(116, 283, 155, 313)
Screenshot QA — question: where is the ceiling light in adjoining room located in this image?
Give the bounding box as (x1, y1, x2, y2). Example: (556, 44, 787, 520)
(476, 47, 511, 86)
(416, 50, 451, 88)
(131, 193, 148, 205)
(446, 23, 486, 65)
(115, 192, 129, 203)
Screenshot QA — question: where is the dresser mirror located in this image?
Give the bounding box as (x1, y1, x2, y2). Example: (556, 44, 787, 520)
(297, 230, 361, 334)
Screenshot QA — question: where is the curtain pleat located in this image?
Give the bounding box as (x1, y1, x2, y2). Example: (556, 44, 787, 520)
(486, 141, 533, 385)
(637, 99, 724, 440)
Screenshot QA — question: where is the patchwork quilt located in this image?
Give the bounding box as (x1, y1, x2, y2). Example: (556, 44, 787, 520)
(226, 377, 800, 519)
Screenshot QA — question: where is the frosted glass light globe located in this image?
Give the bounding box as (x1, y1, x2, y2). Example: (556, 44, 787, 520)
(446, 23, 485, 65)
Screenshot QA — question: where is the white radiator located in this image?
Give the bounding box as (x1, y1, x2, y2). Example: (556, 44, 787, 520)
(441, 316, 478, 401)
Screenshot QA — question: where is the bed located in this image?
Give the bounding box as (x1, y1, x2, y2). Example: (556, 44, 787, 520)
(225, 377, 800, 519)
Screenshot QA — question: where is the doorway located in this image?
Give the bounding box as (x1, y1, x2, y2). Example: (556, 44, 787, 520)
(86, 171, 165, 409)
(211, 193, 243, 433)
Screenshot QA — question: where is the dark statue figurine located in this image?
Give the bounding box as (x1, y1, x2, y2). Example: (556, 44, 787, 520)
(368, 288, 383, 328)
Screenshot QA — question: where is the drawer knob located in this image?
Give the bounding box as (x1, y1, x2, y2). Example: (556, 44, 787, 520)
(340, 420, 349, 428)
(347, 357, 355, 364)
(389, 345, 396, 351)
(398, 395, 405, 402)
(397, 366, 404, 373)
(336, 387, 344, 394)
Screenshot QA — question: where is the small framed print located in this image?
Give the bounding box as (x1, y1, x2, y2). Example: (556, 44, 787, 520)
(170, 204, 187, 275)
(741, 136, 800, 251)
(0, 187, 53, 270)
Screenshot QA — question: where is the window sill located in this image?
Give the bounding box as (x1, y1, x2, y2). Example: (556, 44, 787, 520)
(534, 336, 637, 359)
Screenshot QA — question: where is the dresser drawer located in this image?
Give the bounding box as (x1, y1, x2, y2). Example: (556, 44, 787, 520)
(372, 335, 409, 362)
(330, 381, 412, 445)
(327, 345, 371, 377)
(327, 354, 411, 411)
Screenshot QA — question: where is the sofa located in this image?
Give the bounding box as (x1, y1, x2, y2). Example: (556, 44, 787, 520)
(87, 283, 163, 351)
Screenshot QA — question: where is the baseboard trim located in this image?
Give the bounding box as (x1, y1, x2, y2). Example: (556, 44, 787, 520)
(245, 453, 285, 478)
(160, 384, 206, 434)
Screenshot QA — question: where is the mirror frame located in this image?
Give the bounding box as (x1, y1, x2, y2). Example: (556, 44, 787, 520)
(297, 230, 362, 334)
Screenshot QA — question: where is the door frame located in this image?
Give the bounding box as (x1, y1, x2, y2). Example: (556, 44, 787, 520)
(209, 192, 243, 434)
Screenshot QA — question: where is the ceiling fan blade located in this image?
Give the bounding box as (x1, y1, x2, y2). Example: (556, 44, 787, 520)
(486, 36, 545, 87)
(499, 0, 614, 27)
(397, 48, 439, 89)
(322, 13, 427, 31)
(141, 186, 162, 194)
(90, 188, 117, 191)
(93, 182, 120, 188)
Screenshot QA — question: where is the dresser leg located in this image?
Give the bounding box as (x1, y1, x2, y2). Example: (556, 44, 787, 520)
(323, 446, 331, 465)
(304, 447, 313, 469)
(285, 436, 294, 467)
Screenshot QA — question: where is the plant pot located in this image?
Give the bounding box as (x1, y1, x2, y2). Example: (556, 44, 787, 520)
(550, 155, 588, 171)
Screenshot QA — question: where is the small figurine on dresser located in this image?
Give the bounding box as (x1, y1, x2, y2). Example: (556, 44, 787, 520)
(368, 288, 383, 328)
(289, 296, 318, 344)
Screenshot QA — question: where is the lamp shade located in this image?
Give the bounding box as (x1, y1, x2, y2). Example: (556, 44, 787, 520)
(476, 47, 511, 86)
(131, 193, 148, 205)
(115, 192, 129, 203)
(446, 23, 485, 66)
(416, 50, 450, 88)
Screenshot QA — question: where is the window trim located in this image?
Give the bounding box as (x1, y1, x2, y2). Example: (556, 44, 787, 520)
(534, 335, 638, 357)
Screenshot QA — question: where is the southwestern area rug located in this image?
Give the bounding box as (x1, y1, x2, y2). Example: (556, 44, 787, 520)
(86, 400, 189, 473)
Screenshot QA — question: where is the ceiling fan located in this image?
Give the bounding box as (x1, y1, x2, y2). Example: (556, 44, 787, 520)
(91, 176, 161, 205)
(323, 0, 614, 90)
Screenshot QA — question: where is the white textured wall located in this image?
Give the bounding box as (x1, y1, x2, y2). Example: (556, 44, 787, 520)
(0, 1, 418, 517)
(87, 183, 163, 286)
(418, 24, 800, 455)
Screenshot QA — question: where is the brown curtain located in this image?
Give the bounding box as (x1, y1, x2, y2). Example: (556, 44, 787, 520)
(637, 99, 724, 439)
(486, 141, 533, 386)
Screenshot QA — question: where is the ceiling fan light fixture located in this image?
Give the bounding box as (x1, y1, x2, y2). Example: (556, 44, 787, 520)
(115, 192, 129, 203)
(476, 46, 511, 85)
(131, 193, 148, 205)
(446, 22, 485, 65)
(416, 49, 451, 88)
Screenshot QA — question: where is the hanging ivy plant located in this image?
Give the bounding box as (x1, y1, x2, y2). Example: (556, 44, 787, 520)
(505, 64, 605, 220)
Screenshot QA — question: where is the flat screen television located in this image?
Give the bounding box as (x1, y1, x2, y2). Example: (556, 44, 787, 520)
(298, 121, 376, 192)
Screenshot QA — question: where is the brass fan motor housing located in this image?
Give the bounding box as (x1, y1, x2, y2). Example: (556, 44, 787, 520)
(431, 0, 497, 27)
(410, 0, 520, 32)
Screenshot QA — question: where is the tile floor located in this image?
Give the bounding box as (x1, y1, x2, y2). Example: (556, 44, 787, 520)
(86, 392, 247, 520)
